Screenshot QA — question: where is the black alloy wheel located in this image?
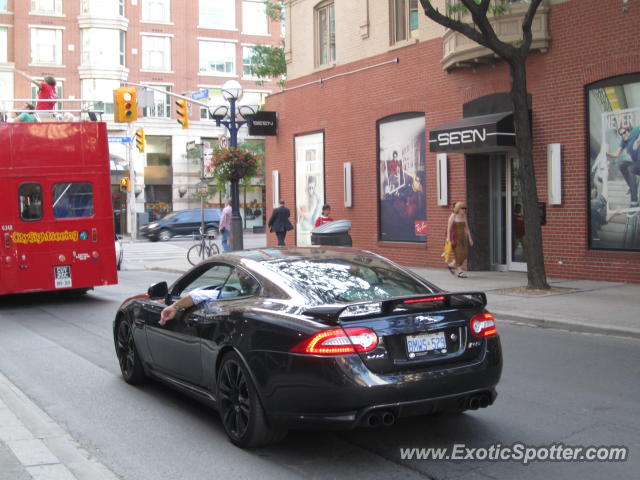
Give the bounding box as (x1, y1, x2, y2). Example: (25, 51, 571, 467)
(217, 352, 286, 448)
(115, 317, 146, 385)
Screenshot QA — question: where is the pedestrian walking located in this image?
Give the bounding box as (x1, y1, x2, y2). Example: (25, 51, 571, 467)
(446, 201, 474, 278)
(268, 200, 293, 246)
(219, 199, 232, 252)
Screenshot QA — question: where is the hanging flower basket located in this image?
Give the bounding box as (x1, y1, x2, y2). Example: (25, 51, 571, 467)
(204, 146, 261, 191)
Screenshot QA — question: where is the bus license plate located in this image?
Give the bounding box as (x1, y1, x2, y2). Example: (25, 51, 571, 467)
(406, 332, 446, 355)
(54, 266, 72, 288)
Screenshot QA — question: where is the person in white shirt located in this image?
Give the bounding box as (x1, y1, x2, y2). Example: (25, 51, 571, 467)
(219, 199, 232, 252)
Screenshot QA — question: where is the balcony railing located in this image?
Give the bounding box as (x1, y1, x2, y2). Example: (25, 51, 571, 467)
(441, 0, 550, 71)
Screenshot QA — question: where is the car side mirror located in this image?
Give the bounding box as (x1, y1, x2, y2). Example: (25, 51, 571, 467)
(148, 281, 168, 300)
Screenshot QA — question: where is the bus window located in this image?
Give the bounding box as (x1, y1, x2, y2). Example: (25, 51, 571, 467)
(53, 182, 94, 218)
(19, 183, 43, 221)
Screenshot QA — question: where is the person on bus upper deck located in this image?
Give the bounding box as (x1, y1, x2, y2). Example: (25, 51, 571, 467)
(16, 104, 38, 123)
(15, 70, 58, 118)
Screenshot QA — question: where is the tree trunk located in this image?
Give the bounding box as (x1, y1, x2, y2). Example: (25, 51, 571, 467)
(509, 59, 550, 289)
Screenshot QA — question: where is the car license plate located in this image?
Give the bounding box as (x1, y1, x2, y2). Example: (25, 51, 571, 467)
(406, 332, 447, 356)
(54, 265, 72, 288)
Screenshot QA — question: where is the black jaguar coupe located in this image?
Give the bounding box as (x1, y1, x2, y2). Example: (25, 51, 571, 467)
(114, 247, 502, 448)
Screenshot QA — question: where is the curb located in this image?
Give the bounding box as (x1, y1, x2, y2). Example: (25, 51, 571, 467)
(493, 311, 640, 340)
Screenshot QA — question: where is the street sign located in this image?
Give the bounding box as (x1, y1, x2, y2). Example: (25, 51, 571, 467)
(108, 136, 131, 143)
(219, 135, 229, 148)
(186, 140, 196, 151)
(192, 89, 209, 100)
(196, 183, 208, 194)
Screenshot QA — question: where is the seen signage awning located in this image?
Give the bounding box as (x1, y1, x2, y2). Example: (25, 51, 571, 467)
(429, 111, 515, 153)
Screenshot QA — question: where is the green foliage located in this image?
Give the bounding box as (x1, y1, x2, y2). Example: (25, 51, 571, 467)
(250, 45, 286, 87)
(447, 0, 511, 16)
(265, 0, 284, 21)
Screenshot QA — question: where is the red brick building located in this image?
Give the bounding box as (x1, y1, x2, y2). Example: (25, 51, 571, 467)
(1, 0, 282, 232)
(265, 0, 640, 283)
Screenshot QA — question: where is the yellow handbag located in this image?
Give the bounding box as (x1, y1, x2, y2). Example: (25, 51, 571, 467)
(441, 241, 452, 264)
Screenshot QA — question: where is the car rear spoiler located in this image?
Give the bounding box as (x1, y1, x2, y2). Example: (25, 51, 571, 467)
(302, 291, 487, 323)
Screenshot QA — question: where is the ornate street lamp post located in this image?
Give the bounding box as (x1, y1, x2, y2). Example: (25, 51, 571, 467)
(210, 80, 255, 251)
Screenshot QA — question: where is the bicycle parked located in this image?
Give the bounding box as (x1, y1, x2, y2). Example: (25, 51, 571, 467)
(187, 229, 220, 265)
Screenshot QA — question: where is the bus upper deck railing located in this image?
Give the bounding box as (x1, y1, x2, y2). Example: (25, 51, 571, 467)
(1, 98, 107, 122)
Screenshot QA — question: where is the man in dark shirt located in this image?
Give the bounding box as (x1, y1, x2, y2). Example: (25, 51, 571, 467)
(268, 200, 293, 246)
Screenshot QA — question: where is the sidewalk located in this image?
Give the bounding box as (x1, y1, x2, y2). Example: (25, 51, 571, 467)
(0, 372, 119, 480)
(128, 232, 640, 340)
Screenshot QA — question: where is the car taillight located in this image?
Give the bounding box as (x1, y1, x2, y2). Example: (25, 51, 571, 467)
(290, 327, 378, 355)
(470, 312, 497, 338)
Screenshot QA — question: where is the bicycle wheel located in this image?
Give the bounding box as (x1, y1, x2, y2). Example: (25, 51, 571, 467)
(208, 242, 220, 256)
(187, 243, 206, 266)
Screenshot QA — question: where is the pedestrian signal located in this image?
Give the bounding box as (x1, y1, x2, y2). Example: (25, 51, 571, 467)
(114, 87, 137, 122)
(175, 99, 189, 129)
(135, 128, 145, 153)
(119, 177, 130, 192)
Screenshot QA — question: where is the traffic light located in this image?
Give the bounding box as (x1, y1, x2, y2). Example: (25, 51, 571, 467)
(113, 87, 137, 122)
(175, 99, 189, 129)
(119, 177, 130, 192)
(135, 128, 145, 153)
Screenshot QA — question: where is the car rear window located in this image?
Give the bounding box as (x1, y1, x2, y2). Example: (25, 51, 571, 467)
(264, 258, 434, 304)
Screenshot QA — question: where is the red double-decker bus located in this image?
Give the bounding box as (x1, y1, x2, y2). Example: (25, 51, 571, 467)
(1, 121, 118, 295)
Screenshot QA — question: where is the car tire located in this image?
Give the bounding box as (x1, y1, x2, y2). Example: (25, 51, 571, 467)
(158, 229, 172, 242)
(115, 316, 146, 385)
(217, 351, 286, 448)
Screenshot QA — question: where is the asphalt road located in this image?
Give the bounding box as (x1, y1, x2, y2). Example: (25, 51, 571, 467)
(0, 270, 638, 480)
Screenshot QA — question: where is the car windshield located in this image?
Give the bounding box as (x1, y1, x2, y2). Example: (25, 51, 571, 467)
(161, 212, 178, 220)
(264, 258, 434, 304)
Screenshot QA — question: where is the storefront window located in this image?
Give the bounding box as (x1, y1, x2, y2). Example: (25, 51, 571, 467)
(587, 74, 640, 251)
(295, 132, 324, 246)
(378, 113, 426, 242)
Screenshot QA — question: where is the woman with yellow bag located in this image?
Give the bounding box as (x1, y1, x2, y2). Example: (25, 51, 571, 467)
(445, 202, 474, 278)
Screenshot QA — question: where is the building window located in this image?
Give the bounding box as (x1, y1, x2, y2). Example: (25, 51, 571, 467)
(143, 85, 171, 118)
(587, 74, 640, 252)
(146, 135, 172, 166)
(81, 0, 124, 16)
(142, 35, 171, 71)
(199, 40, 235, 75)
(390, 0, 418, 44)
(199, 0, 235, 30)
(378, 113, 426, 243)
(30, 28, 63, 65)
(142, 0, 170, 23)
(31, 0, 62, 14)
(242, 90, 268, 107)
(0, 28, 7, 63)
(0, 1, 7, 12)
(81, 78, 119, 115)
(243, 0, 268, 35)
(242, 46, 256, 76)
(199, 88, 222, 119)
(81, 29, 125, 67)
(315, 1, 335, 66)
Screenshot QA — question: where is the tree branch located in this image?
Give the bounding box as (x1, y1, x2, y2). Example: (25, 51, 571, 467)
(519, 0, 544, 54)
